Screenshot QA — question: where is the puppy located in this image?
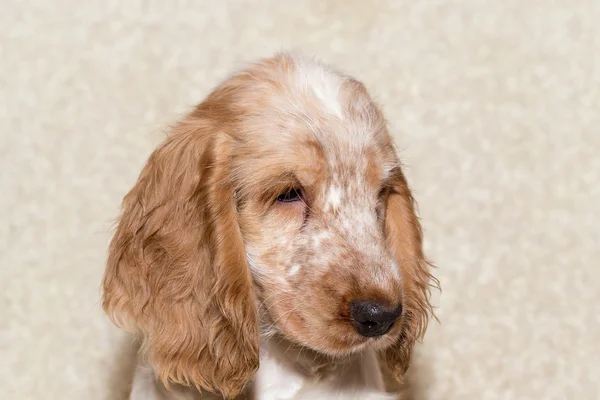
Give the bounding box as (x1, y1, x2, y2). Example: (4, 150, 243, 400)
(102, 54, 436, 399)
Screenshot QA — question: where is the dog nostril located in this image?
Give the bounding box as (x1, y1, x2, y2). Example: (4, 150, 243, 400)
(349, 300, 402, 337)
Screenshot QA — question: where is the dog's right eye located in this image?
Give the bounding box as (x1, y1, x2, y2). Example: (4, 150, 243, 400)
(276, 188, 302, 203)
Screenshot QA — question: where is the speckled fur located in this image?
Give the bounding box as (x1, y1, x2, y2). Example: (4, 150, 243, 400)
(102, 54, 436, 399)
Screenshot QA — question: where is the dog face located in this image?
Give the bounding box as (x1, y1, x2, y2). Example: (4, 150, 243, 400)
(234, 63, 408, 356)
(102, 54, 435, 398)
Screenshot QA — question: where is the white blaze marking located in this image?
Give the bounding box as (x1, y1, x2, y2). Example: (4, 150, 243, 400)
(311, 83, 343, 119)
(324, 185, 342, 211)
(288, 264, 301, 276)
(294, 58, 344, 119)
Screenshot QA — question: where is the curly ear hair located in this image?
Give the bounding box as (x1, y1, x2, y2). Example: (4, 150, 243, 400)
(102, 118, 259, 398)
(380, 166, 438, 382)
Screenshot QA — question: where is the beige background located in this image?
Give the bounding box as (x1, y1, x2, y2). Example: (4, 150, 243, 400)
(2, 1, 599, 399)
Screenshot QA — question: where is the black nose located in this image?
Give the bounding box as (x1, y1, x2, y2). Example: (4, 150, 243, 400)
(349, 300, 402, 337)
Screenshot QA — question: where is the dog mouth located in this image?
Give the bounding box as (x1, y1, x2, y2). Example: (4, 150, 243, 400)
(322, 317, 402, 354)
(260, 296, 403, 354)
(263, 312, 400, 357)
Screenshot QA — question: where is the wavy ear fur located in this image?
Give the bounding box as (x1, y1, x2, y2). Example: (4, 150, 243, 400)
(102, 119, 259, 398)
(381, 166, 438, 382)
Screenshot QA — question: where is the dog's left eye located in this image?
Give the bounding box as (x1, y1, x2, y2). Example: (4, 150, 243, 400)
(276, 188, 302, 203)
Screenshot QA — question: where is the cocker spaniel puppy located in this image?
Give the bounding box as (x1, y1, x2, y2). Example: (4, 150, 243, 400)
(102, 54, 436, 400)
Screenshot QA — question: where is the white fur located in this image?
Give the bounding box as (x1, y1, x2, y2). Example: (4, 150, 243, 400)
(391, 261, 401, 280)
(295, 58, 344, 119)
(312, 230, 333, 247)
(287, 264, 301, 276)
(130, 337, 393, 400)
(122, 55, 408, 400)
(324, 185, 342, 212)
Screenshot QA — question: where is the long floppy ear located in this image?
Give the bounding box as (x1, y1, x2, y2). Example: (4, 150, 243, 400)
(381, 166, 438, 383)
(102, 119, 259, 398)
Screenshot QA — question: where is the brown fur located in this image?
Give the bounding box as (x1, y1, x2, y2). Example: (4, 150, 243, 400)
(381, 166, 439, 381)
(102, 53, 437, 398)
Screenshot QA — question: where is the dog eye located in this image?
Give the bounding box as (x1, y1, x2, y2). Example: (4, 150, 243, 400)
(276, 188, 302, 203)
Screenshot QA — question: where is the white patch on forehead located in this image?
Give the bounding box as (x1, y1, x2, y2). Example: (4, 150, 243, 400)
(288, 264, 301, 276)
(294, 58, 344, 119)
(324, 185, 342, 212)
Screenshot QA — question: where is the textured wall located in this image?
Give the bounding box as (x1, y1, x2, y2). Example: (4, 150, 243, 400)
(2, 1, 599, 399)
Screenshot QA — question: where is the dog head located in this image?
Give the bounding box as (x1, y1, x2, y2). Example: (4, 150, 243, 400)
(102, 54, 436, 398)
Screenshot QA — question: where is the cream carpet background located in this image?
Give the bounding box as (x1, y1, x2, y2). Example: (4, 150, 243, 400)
(2, 1, 599, 399)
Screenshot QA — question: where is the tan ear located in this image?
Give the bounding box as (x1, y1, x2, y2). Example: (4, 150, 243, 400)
(381, 167, 437, 382)
(102, 119, 259, 398)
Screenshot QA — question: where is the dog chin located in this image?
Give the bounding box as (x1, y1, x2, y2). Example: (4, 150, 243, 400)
(317, 334, 398, 358)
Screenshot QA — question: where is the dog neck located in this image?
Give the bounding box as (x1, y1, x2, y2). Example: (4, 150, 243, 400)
(130, 334, 387, 400)
(263, 333, 342, 378)
(249, 333, 385, 398)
